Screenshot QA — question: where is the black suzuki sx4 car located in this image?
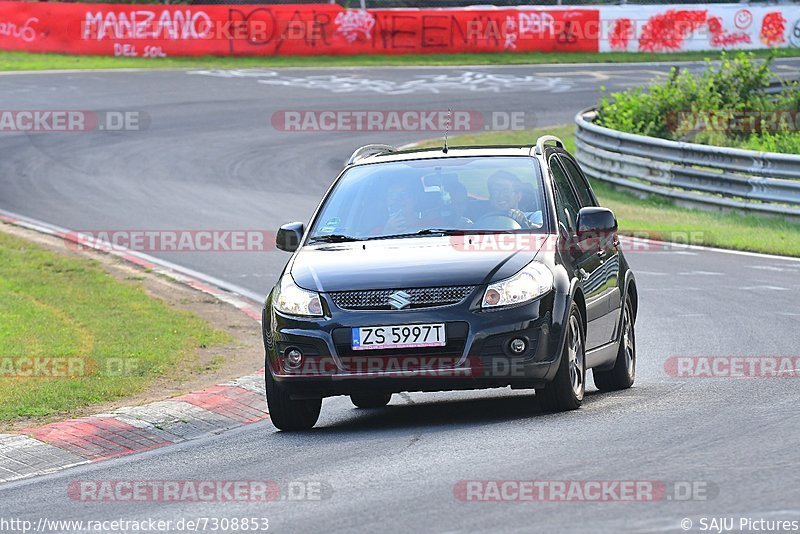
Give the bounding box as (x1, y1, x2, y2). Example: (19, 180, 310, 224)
(263, 136, 637, 430)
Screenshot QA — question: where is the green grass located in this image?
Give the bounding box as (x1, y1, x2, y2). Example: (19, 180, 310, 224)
(415, 124, 800, 257)
(3, 48, 800, 71)
(0, 230, 230, 423)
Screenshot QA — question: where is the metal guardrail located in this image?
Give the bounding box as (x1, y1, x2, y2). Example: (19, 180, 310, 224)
(765, 79, 795, 95)
(574, 109, 800, 218)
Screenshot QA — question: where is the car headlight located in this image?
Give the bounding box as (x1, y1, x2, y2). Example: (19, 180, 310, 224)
(274, 275, 323, 317)
(482, 262, 553, 308)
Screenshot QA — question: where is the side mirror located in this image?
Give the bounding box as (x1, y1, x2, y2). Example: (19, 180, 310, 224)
(276, 222, 305, 252)
(576, 207, 617, 251)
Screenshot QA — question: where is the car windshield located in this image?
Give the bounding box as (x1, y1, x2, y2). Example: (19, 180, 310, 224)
(308, 156, 547, 242)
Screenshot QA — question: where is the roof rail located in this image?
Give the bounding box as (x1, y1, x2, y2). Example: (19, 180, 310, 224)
(533, 135, 564, 155)
(347, 144, 396, 165)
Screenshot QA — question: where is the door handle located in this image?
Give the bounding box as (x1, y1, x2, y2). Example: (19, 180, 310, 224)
(596, 249, 608, 260)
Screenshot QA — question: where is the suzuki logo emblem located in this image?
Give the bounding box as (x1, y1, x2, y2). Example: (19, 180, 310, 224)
(388, 290, 412, 310)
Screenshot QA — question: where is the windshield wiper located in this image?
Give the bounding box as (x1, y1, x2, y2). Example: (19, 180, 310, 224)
(415, 228, 470, 236)
(308, 234, 361, 244)
(367, 228, 469, 240)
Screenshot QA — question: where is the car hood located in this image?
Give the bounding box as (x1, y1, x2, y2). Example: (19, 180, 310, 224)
(290, 235, 549, 292)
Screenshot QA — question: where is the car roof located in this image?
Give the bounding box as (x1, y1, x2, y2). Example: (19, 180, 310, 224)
(350, 145, 537, 166)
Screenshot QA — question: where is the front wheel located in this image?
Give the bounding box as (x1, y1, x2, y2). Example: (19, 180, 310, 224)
(536, 303, 585, 412)
(593, 294, 636, 392)
(350, 393, 392, 409)
(265, 370, 321, 431)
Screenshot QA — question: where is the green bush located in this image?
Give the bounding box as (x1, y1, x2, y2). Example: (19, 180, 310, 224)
(742, 132, 800, 153)
(595, 51, 800, 153)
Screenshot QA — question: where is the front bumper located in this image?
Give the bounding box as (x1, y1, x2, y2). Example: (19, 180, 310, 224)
(264, 290, 564, 398)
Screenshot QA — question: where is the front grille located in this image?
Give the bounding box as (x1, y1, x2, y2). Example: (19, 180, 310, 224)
(330, 286, 475, 311)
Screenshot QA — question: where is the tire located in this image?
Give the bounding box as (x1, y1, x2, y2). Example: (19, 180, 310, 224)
(265, 370, 321, 431)
(593, 294, 636, 392)
(350, 393, 392, 409)
(536, 303, 585, 412)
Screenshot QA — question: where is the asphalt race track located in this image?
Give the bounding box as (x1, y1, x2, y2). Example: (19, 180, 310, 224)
(2, 61, 800, 533)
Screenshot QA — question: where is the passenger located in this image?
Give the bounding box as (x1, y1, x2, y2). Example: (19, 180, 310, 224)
(382, 178, 423, 235)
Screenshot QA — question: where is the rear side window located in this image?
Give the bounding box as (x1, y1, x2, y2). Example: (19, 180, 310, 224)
(549, 156, 582, 233)
(559, 156, 595, 208)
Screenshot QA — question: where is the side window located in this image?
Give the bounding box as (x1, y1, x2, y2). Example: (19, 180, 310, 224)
(549, 156, 582, 233)
(559, 156, 595, 208)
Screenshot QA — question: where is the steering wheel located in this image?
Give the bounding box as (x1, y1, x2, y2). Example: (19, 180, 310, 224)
(474, 214, 523, 230)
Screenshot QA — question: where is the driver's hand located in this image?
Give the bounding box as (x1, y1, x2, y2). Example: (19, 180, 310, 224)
(383, 212, 408, 234)
(507, 208, 533, 229)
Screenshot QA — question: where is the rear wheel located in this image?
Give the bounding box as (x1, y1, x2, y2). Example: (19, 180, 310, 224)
(265, 370, 321, 431)
(594, 294, 636, 392)
(350, 393, 392, 409)
(536, 303, 585, 412)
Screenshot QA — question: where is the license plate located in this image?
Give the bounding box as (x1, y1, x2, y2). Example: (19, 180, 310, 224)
(351, 323, 446, 351)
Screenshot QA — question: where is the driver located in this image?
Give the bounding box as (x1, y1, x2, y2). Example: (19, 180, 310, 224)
(487, 171, 535, 229)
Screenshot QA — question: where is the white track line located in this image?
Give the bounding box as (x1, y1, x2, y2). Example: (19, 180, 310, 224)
(0, 208, 264, 303)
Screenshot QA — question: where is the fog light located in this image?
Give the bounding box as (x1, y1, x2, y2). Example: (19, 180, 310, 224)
(284, 348, 304, 369)
(509, 338, 527, 355)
